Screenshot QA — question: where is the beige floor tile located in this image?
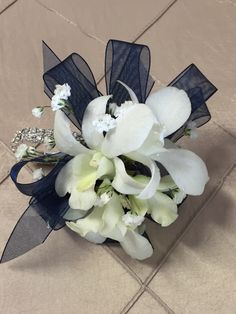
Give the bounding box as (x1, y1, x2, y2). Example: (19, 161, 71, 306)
(0, 146, 32, 249)
(0, 178, 140, 314)
(0, 228, 141, 314)
(0, 141, 15, 182)
(127, 291, 169, 314)
(0, 0, 105, 147)
(108, 121, 236, 282)
(148, 166, 236, 314)
(0, 0, 16, 13)
(136, 0, 236, 137)
(37, 0, 171, 44)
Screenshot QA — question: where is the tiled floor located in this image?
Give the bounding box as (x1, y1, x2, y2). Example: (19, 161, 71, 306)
(0, 1, 236, 313)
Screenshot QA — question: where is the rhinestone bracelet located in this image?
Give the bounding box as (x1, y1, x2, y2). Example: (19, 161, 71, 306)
(11, 127, 84, 153)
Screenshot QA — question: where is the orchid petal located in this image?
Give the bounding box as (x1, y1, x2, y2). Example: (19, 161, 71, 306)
(129, 196, 149, 216)
(82, 95, 112, 149)
(55, 154, 97, 195)
(103, 222, 127, 242)
(69, 187, 97, 210)
(117, 80, 139, 103)
(158, 175, 177, 192)
(120, 230, 153, 260)
(96, 156, 114, 179)
(55, 157, 76, 197)
(84, 232, 106, 244)
(138, 123, 166, 156)
(148, 191, 178, 227)
(102, 104, 156, 157)
(127, 152, 161, 199)
(63, 208, 87, 220)
(112, 157, 145, 195)
(101, 193, 124, 235)
(154, 149, 209, 195)
(54, 110, 91, 156)
(146, 87, 191, 137)
(55, 154, 98, 210)
(66, 206, 104, 237)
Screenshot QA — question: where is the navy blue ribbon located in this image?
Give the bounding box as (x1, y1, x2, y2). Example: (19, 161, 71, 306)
(0, 40, 217, 263)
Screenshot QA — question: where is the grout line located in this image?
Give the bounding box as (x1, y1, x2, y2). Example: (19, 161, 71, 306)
(0, 0, 19, 15)
(146, 287, 176, 314)
(0, 174, 10, 185)
(102, 245, 143, 285)
(119, 286, 145, 314)
(212, 120, 236, 140)
(35, 0, 106, 45)
(132, 0, 178, 43)
(145, 163, 236, 286)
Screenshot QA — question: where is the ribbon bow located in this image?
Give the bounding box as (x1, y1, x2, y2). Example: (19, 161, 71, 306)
(0, 40, 217, 263)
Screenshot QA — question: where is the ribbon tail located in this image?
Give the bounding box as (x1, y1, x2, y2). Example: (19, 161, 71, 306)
(0, 192, 69, 264)
(42, 41, 61, 99)
(0, 204, 53, 263)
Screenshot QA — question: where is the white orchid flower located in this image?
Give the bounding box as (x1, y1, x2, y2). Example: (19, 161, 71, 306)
(66, 192, 153, 260)
(54, 94, 161, 211)
(127, 175, 179, 227)
(121, 83, 209, 196)
(54, 82, 209, 260)
(55, 152, 114, 219)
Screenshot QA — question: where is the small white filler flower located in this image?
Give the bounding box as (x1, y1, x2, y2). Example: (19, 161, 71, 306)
(15, 143, 28, 161)
(186, 121, 198, 139)
(32, 106, 44, 118)
(51, 83, 71, 111)
(122, 212, 145, 229)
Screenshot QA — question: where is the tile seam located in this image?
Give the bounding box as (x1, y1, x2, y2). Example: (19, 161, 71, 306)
(145, 163, 236, 286)
(145, 286, 176, 314)
(119, 286, 145, 314)
(35, 0, 106, 45)
(212, 120, 236, 140)
(102, 245, 143, 285)
(132, 0, 178, 43)
(0, 0, 18, 15)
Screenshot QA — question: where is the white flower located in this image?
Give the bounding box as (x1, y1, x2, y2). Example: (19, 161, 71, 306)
(32, 168, 44, 181)
(122, 212, 145, 228)
(55, 152, 114, 211)
(32, 106, 43, 118)
(15, 143, 28, 161)
(53, 83, 209, 260)
(66, 192, 153, 260)
(129, 175, 178, 227)
(51, 95, 65, 111)
(114, 101, 134, 120)
(54, 83, 71, 100)
(173, 189, 186, 204)
(92, 114, 117, 133)
(186, 121, 198, 139)
(50, 83, 71, 111)
(54, 97, 160, 201)
(94, 192, 112, 207)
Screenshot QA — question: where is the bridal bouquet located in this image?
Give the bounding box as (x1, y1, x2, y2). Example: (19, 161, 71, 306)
(1, 40, 217, 263)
